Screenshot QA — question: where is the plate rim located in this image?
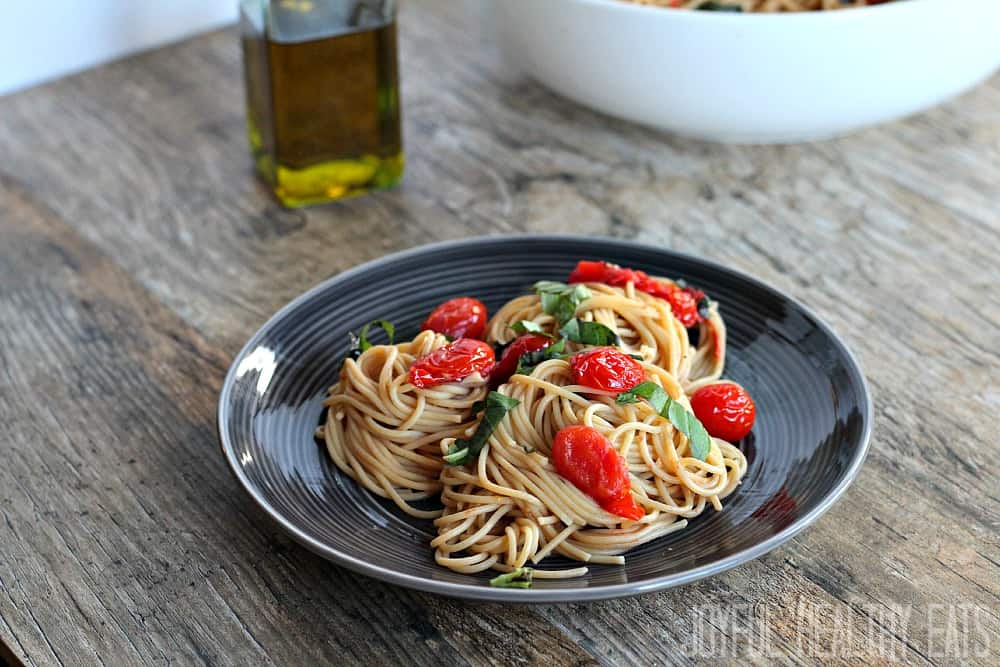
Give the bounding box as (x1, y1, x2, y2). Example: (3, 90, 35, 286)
(217, 234, 873, 603)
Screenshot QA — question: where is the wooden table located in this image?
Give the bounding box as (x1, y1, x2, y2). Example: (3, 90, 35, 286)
(1, 1, 997, 665)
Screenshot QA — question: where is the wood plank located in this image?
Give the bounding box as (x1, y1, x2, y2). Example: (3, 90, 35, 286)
(0, 176, 595, 667)
(0, 0, 997, 664)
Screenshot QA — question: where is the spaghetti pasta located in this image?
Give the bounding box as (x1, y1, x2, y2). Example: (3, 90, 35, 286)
(433, 359, 746, 577)
(486, 281, 725, 390)
(319, 330, 488, 519)
(318, 260, 755, 584)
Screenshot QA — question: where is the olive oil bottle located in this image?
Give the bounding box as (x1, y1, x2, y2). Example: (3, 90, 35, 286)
(240, 0, 402, 207)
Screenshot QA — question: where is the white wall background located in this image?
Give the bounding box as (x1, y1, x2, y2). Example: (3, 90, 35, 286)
(0, 1, 239, 96)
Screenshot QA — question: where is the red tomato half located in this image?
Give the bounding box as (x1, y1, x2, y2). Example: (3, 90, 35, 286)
(657, 285, 705, 328)
(552, 425, 644, 521)
(570, 347, 644, 393)
(408, 338, 495, 388)
(568, 260, 642, 287)
(491, 334, 553, 386)
(421, 297, 488, 340)
(568, 260, 707, 328)
(690, 382, 756, 442)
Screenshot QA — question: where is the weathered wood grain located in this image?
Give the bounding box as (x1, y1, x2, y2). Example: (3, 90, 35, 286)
(0, 0, 997, 664)
(0, 175, 599, 667)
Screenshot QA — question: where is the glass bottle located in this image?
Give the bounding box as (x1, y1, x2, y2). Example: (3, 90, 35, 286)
(240, 0, 402, 207)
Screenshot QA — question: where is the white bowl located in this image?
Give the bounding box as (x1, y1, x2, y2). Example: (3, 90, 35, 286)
(494, 0, 1000, 143)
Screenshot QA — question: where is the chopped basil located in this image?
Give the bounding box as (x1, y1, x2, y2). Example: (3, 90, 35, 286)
(533, 280, 572, 294)
(345, 319, 395, 362)
(533, 281, 591, 325)
(697, 297, 712, 321)
(559, 318, 621, 347)
(628, 354, 644, 361)
(511, 320, 550, 336)
(359, 320, 394, 351)
(696, 1, 743, 11)
(616, 380, 669, 414)
(515, 337, 567, 375)
(666, 401, 712, 460)
(489, 567, 533, 588)
(616, 381, 711, 460)
(444, 392, 520, 465)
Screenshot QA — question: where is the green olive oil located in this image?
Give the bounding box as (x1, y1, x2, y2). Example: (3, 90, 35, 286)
(240, 2, 403, 207)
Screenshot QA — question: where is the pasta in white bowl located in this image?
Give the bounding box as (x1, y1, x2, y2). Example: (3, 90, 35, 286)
(493, 0, 1000, 142)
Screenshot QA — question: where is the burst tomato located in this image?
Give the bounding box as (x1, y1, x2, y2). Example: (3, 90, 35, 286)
(568, 260, 642, 287)
(421, 297, 488, 340)
(658, 285, 705, 328)
(552, 425, 644, 521)
(690, 382, 756, 442)
(567, 260, 707, 328)
(408, 338, 495, 388)
(570, 347, 644, 393)
(491, 334, 553, 386)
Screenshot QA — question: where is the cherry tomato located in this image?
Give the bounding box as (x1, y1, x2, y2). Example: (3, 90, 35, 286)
(570, 347, 644, 393)
(421, 297, 488, 340)
(657, 285, 705, 328)
(552, 425, 644, 521)
(567, 260, 707, 328)
(408, 338, 495, 388)
(491, 334, 553, 386)
(690, 382, 756, 442)
(568, 260, 642, 287)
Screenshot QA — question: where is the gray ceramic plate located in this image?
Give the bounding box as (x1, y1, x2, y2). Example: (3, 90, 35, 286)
(218, 235, 871, 602)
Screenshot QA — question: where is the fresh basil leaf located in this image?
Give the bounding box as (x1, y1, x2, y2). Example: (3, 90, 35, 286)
(556, 299, 578, 325)
(664, 399, 711, 460)
(444, 391, 520, 466)
(511, 320, 549, 336)
(358, 319, 395, 352)
(570, 283, 591, 302)
(442, 446, 469, 465)
(345, 331, 362, 361)
(687, 416, 712, 461)
(559, 318, 621, 347)
(542, 292, 574, 325)
(344, 319, 395, 364)
(489, 567, 533, 588)
(628, 354, 644, 361)
(615, 382, 711, 460)
(697, 297, 712, 321)
(667, 401, 689, 434)
(697, 1, 743, 11)
(533, 280, 570, 294)
(533, 281, 591, 325)
(539, 291, 562, 317)
(616, 381, 668, 415)
(559, 318, 582, 341)
(468, 399, 487, 416)
(515, 337, 567, 376)
(670, 410, 712, 461)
